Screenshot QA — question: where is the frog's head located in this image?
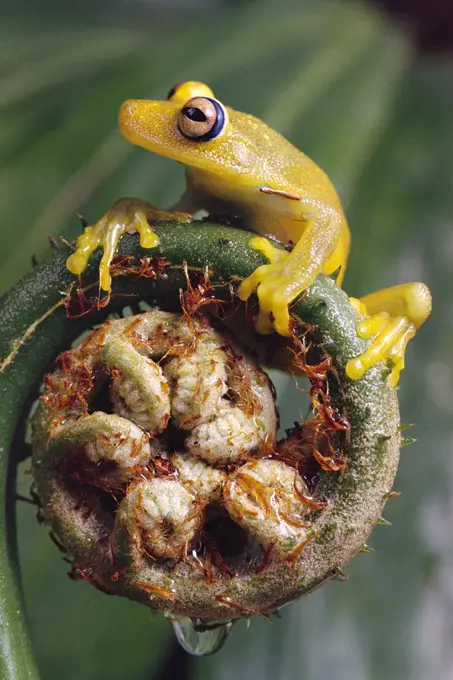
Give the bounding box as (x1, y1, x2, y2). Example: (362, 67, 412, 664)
(119, 82, 283, 186)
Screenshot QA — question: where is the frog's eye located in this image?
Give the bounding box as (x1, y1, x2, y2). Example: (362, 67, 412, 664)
(168, 81, 215, 103)
(166, 82, 181, 100)
(178, 97, 227, 142)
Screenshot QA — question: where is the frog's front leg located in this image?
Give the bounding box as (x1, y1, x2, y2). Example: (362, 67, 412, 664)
(237, 238, 297, 335)
(66, 198, 191, 291)
(346, 282, 432, 386)
(238, 208, 343, 336)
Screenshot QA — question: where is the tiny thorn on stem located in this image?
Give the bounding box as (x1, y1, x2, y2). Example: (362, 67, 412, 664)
(331, 566, 348, 581)
(383, 490, 402, 501)
(376, 516, 392, 527)
(359, 544, 374, 554)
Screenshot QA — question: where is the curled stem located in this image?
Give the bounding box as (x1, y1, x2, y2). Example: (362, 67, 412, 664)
(0, 219, 400, 678)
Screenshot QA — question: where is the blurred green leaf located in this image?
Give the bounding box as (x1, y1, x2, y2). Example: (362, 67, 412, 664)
(1, 0, 451, 678)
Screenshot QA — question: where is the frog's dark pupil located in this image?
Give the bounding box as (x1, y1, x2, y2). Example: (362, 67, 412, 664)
(183, 107, 207, 123)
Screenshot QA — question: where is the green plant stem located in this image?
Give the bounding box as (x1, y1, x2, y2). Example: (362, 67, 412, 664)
(0, 219, 400, 678)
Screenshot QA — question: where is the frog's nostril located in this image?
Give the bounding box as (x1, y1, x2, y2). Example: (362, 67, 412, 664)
(118, 100, 144, 145)
(118, 99, 138, 125)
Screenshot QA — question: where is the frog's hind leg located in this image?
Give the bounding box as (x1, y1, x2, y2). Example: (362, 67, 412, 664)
(346, 282, 432, 386)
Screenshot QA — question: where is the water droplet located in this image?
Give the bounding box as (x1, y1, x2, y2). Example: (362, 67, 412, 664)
(171, 617, 233, 656)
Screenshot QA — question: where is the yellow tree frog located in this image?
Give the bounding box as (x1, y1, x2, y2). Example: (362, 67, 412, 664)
(66, 81, 431, 385)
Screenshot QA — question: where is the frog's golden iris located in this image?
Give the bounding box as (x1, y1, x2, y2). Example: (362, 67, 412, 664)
(178, 97, 227, 142)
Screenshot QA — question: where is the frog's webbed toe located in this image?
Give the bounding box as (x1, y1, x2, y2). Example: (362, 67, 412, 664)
(346, 283, 432, 386)
(346, 304, 413, 386)
(66, 198, 165, 291)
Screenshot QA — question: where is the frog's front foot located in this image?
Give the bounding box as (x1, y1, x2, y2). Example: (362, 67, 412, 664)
(237, 237, 306, 336)
(346, 282, 432, 386)
(66, 199, 183, 291)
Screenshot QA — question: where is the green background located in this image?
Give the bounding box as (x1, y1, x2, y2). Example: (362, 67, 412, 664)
(1, 0, 451, 678)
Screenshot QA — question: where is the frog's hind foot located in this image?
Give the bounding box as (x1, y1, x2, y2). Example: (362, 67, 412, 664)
(346, 306, 415, 386)
(346, 282, 432, 386)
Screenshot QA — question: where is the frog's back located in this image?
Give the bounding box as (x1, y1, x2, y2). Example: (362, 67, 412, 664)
(228, 110, 343, 209)
(188, 108, 347, 245)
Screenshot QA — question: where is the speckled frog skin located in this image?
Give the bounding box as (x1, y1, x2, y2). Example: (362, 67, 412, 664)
(66, 81, 431, 385)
